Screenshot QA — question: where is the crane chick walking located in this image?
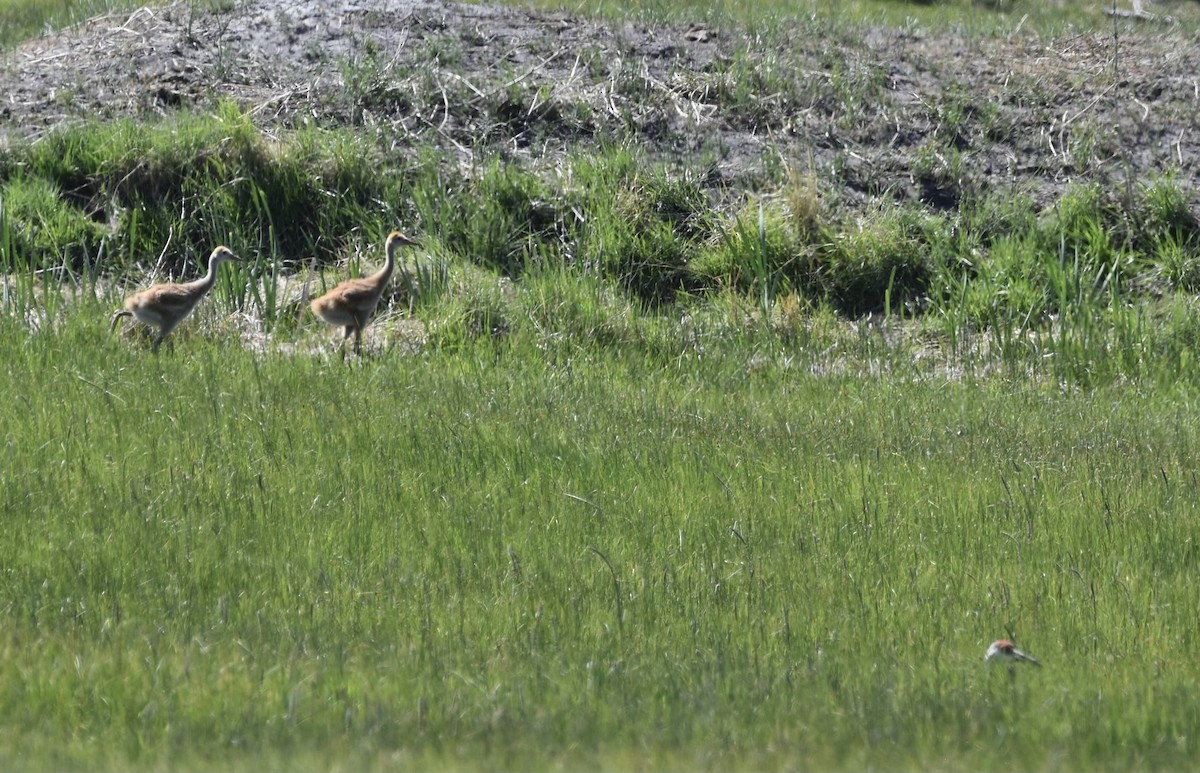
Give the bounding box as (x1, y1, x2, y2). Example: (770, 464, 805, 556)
(310, 230, 420, 354)
(109, 245, 239, 351)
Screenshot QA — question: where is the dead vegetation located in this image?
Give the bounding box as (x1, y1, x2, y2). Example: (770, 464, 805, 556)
(2, 0, 1199, 216)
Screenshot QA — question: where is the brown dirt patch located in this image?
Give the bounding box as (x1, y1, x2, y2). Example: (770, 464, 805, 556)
(3, 0, 1199, 210)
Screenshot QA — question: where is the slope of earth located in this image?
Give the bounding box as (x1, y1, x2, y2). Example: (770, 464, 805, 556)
(2, 0, 1199, 211)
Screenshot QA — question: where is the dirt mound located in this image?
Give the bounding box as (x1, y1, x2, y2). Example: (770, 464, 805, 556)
(3, 0, 1199, 209)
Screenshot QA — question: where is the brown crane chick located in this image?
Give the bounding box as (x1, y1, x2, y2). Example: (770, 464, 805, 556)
(310, 231, 421, 354)
(109, 245, 240, 351)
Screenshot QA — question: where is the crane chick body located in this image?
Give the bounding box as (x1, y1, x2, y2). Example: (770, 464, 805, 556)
(310, 231, 420, 353)
(109, 246, 239, 351)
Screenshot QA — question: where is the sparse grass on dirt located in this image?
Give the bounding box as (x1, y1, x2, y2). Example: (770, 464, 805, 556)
(0, 0, 234, 50)
(4, 0, 1200, 770)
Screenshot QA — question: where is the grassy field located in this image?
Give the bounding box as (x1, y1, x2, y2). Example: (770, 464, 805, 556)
(2, 298, 1200, 771)
(4, 0, 1200, 770)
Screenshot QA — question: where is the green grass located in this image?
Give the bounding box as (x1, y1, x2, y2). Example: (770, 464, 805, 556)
(2, 297, 1200, 770)
(3, 92, 1200, 357)
(531, 0, 1200, 34)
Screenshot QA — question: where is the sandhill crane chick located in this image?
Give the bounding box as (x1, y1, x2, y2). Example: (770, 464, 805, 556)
(109, 245, 240, 351)
(985, 640, 1041, 666)
(310, 231, 420, 354)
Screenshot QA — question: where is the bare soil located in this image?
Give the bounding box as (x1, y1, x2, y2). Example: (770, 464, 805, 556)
(3, 0, 1200, 210)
